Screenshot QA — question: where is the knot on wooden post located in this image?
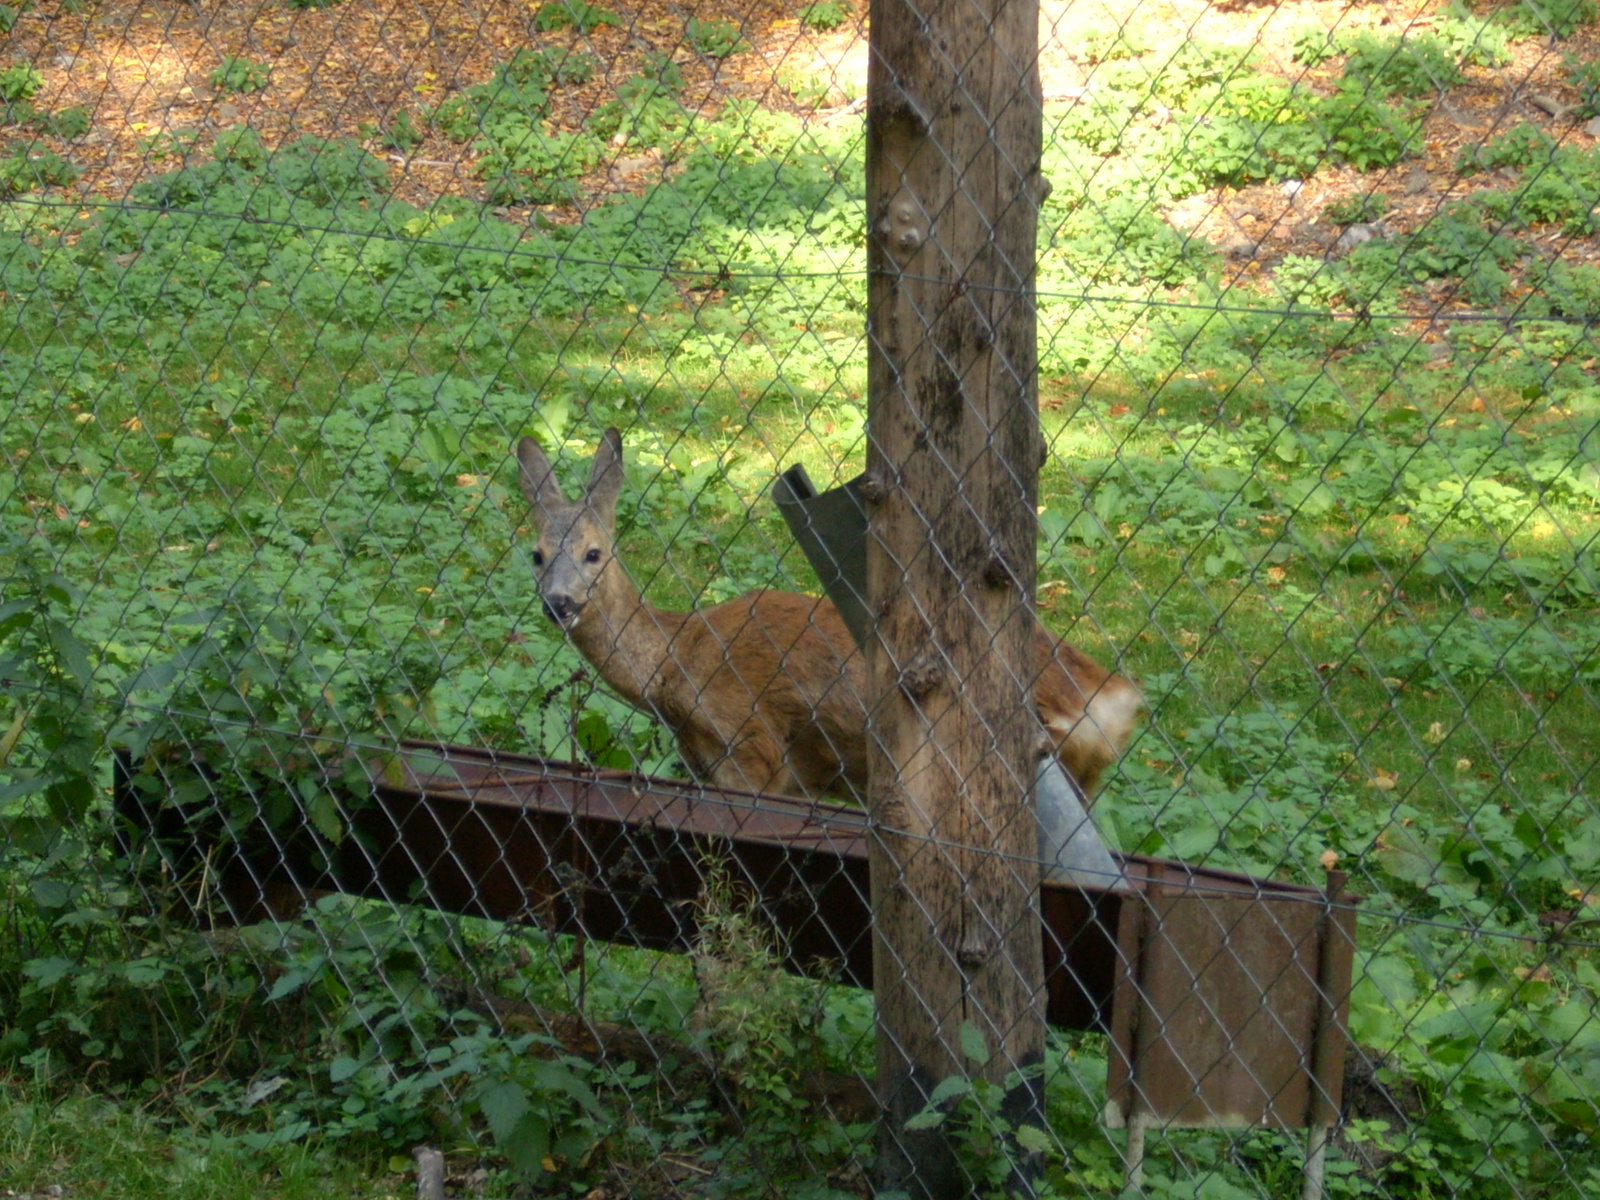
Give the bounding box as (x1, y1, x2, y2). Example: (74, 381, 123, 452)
(982, 552, 1019, 591)
(876, 195, 928, 263)
(898, 651, 943, 700)
(957, 941, 991, 969)
(857, 471, 889, 503)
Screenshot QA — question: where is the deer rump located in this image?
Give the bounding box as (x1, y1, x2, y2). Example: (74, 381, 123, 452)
(516, 430, 1141, 804)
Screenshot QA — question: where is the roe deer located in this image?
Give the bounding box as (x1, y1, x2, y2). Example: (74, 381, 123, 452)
(516, 429, 1141, 801)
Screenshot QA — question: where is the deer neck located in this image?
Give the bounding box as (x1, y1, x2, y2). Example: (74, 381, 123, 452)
(567, 560, 686, 710)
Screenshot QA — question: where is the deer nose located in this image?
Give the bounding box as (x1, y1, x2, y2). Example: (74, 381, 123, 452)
(543, 595, 583, 628)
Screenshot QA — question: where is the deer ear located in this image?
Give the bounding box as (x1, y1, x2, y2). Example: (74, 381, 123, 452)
(516, 437, 566, 515)
(586, 428, 624, 520)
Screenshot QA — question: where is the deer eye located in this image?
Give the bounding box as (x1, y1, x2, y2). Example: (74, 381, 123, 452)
(531, 550, 545, 567)
(585, 548, 602, 564)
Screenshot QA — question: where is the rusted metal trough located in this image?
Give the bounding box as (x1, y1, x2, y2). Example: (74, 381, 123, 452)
(116, 739, 1356, 1163)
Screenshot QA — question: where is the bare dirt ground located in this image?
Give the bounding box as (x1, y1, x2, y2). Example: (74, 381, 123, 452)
(3, 0, 1599, 274)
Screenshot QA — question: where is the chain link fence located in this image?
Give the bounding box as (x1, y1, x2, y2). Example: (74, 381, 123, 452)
(2, 0, 1600, 1193)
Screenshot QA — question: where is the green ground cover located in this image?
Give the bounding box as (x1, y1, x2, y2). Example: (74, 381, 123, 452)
(3, 10, 1600, 1196)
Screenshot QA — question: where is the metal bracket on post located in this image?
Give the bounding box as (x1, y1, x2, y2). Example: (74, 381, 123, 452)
(773, 463, 1126, 891)
(772, 463, 874, 649)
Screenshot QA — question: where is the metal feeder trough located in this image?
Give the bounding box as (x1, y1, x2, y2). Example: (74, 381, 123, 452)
(115, 741, 1355, 1187)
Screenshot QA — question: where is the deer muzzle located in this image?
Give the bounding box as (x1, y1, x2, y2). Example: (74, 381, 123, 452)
(542, 594, 584, 629)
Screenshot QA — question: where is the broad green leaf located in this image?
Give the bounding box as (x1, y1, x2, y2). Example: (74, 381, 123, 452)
(267, 966, 311, 1001)
(330, 1055, 363, 1083)
(45, 621, 93, 689)
(958, 1021, 990, 1066)
(303, 780, 345, 845)
(478, 1079, 530, 1145)
(21, 956, 76, 986)
(534, 1060, 602, 1114)
(29, 877, 72, 908)
(1014, 1123, 1053, 1153)
(928, 1075, 971, 1105)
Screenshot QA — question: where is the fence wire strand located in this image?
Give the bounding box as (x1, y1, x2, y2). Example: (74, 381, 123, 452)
(4, 0, 1600, 1194)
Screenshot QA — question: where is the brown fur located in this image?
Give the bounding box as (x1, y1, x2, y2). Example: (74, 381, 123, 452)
(517, 430, 1141, 801)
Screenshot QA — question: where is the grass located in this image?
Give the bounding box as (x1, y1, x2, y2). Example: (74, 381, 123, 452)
(0, 1074, 406, 1200)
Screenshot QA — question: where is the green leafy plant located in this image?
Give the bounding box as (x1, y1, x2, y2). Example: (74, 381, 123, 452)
(1536, 259, 1600, 318)
(1338, 30, 1466, 96)
(476, 120, 604, 204)
(378, 107, 425, 152)
(433, 51, 605, 204)
(0, 540, 103, 830)
(212, 124, 268, 167)
(1432, 12, 1513, 64)
(0, 63, 42, 104)
(117, 592, 436, 847)
(1459, 121, 1556, 172)
(32, 104, 90, 139)
(687, 17, 748, 58)
(1296, 20, 1507, 75)
(593, 58, 691, 151)
(1290, 24, 1340, 65)
(543, 48, 597, 84)
(675, 862, 873, 1192)
(1566, 52, 1600, 118)
(1472, 142, 1600, 231)
(209, 55, 271, 94)
(1077, 25, 1151, 63)
(261, 135, 391, 204)
(533, 0, 618, 32)
(799, 0, 850, 30)
(904, 1024, 1055, 1197)
(1315, 83, 1423, 170)
(780, 68, 831, 107)
(1324, 190, 1390, 224)
(134, 128, 199, 164)
(431, 50, 554, 141)
(0, 150, 77, 195)
(1492, 0, 1597, 38)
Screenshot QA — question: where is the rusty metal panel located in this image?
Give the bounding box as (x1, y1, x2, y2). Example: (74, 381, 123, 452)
(115, 739, 1357, 1132)
(1105, 876, 1356, 1130)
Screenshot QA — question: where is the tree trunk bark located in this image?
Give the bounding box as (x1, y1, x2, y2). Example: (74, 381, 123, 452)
(863, 0, 1048, 1192)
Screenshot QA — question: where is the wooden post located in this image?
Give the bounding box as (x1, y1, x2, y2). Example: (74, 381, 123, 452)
(863, 0, 1047, 1190)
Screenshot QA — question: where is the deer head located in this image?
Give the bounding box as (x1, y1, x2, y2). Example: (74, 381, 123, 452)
(516, 428, 626, 630)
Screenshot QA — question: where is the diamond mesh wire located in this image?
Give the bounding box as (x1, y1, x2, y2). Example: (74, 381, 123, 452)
(2, 0, 1600, 1194)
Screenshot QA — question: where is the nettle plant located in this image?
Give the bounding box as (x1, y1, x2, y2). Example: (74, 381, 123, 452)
(687, 16, 748, 58)
(431, 50, 607, 204)
(799, 0, 850, 30)
(533, 0, 618, 32)
(210, 55, 271, 94)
